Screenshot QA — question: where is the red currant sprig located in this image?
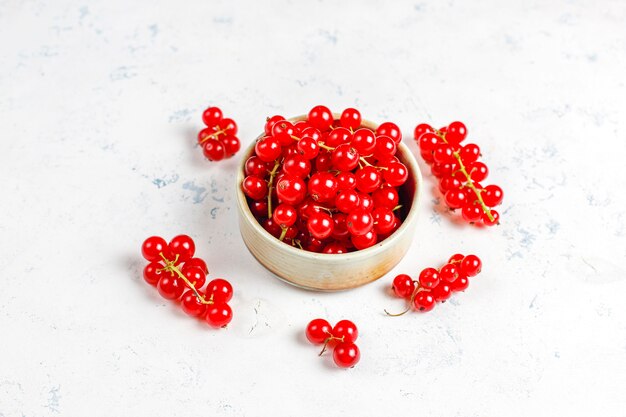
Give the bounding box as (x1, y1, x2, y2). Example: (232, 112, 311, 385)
(242, 106, 408, 253)
(141, 235, 234, 327)
(305, 318, 360, 368)
(197, 106, 241, 161)
(414, 121, 503, 226)
(386, 254, 482, 315)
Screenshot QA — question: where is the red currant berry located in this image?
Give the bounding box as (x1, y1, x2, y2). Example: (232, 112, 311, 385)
(438, 176, 462, 194)
(262, 218, 282, 238)
(446, 121, 467, 144)
(296, 136, 319, 160)
(169, 234, 195, 263)
(206, 278, 233, 303)
(439, 263, 459, 283)
(264, 115, 285, 135)
(460, 255, 482, 277)
(308, 172, 338, 203)
(418, 132, 440, 152)
(444, 189, 467, 209)
(418, 267, 439, 288)
(305, 318, 332, 344)
(392, 274, 416, 298)
(202, 139, 226, 161)
(414, 123, 434, 140)
(482, 185, 503, 207)
(335, 190, 360, 213)
(273, 203, 297, 227)
(354, 166, 382, 193)
(482, 209, 500, 226)
(255, 136, 282, 162)
(157, 275, 184, 300)
(346, 209, 374, 236)
(449, 253, 464, 264)
(330, 213, 350, 241)
(143, 262, 162, 286)
(245, 156, 269, 178)
(374, 135, 397, 160)
(459, 143, 480, 164)
(307, 212, 334, 240)
(376, 122, 402, 144)
(383, 162, 408, 187)
(333, 342, 360, 368)
(282, 155, 311, 178)
(331, 144, 360, 171)
(432, 282, 452, 302)
(221, 135, 240, 157)
(276, 176, 306, 205)
(358, 193, 374, 211)
(351, 230, 377, 250)
(372, 186, 399, 210)
(202, 106, 223, 126)
(205, 302, 233, 327)
(142, 236, 167, 262)
(413, 290, 435, 312)
(325, 127, 352, 147)
(181, 291, 208, 317)
(181, 265, 206, 289)
(242, 175, 268, 200)
(184, 257, 209, 274)
(340, 108, 362, 130)
(451, 275, 469, 291)
(272, 120, 296, 146)
(467, 161, 489, 182)
(217, 118, 237, 135)
(372, 207, 395, 235)
(314, 151, 333, 172)
(462, 204, 483, 222)
(433, 144, 456, 164)
(336, 171, 357, 191)
(332, 319, 358, 343)
(323, 242, 348, 254)
(308, 105, 333, 131)
(351, 128, 376, 154)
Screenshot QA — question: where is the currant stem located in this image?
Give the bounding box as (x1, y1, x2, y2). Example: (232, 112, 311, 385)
(436, 130, 495, 222)
(266, 160, 281, 218)
(199, 127, 230, 144)
(279, 226, 288, 241)
(158, 252, 214, 305)
(385, 282, 423, 317)
(319, 334, 344, 356)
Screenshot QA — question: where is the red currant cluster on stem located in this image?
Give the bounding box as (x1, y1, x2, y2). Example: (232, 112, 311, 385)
(414, 121, 503, 226)
(387, 254, 482, 314)
(305, 319, 360, 368)
(242, 105, 409, 253)
(141, 235, 234, 327)
(197, 106, 241, 161)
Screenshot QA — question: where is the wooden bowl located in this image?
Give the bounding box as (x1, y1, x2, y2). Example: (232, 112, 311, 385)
(235, 115, 422, 291)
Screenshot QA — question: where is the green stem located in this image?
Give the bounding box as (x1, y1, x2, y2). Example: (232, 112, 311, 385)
(266, 160, 281, 218)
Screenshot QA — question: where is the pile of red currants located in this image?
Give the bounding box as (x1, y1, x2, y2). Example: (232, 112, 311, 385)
(242, 105, 410, 253)
(305, 318, 360, 368)
(414, 121, 503, 225)
(388, 254, 482, 314)
(141, 235, 234, 327)
(197, 106, 241, 161)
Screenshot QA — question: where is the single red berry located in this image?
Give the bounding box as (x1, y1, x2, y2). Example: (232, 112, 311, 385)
(346, 209, 374, 236)
(168, 234, 195, 263)
(331, 144, 360, 171)
(351, 230, 377, 250)
(413, 290, 435, 312)
(358, 193, 374, 211)
(325, 127, 352, 147)
(482, 185, 503, 207)
(272, 120, 296, 146)
(308, 172, 338, 203)
(383, 162, 408, 187)
(446, 121, 467, 144)
(202, 106, 223, 126)
(332, 320, 358, 343)
(439, 263, 459, 283)
(250, 199, 268, 217)
(418, 267, 439, 288)
(460, 255, 482, 277)
(181, 291, 208, 317)
(330, 213, 350, 241)
(444, 189, 467, 209)
(181, 265, 207, 289)
(282, 155, 311, 178)
(308, 105, 333, 131)
(467, 161, 489, 182)
(371, 186, 399, 210)
(205, 303, 233, 327)
(459, 143, 480, 164)
(242, 176, 268, 200)
(245, 156, 269, 178)
(462, 204, 483, 222)
(305, 318, 332, 344)
(438, 176, 463, 194)
(373, 135, 396, 160)
(323, 242, 348, 254)
(336, 171, 357, 191)
(314, 151, 333, 172)
(202, 139, 226, 161)
(184, 257, 209, 274)
(482, 209, 500, 226)
(255, 136, 282, 162)
(307, 211, 334, 240)
(333, 342, 360, 368)
(418, 132, 440, 152)
(262, 218, 282, 238)
(335, 190, 360, 214)
(143, 262, 163, 286)
(376, 122, 402, 144)
(392, 274, 416, 298)
(340, 108, 362, 130)
(414, 123, 434, 141)
(205, 278, 233, 303)
(265, 115, 285, 136)
(273, 203, 298, 227)
(372, 207, 395, 235)
(157, 275, 184, 300)
(355, 166, 382, 193)
(296, 136, 319, 160)
(142, 236, 167, 262)
(351, 128, 376, 154)
(449, 253, 464, 264)
(217, 117, 237, 135)
(451, 275, 469, 291)
(276, 175, 307, 205)
(221, 135, 241, 157)
(433, 144, 456, 164)
(432, 281, 452, 302)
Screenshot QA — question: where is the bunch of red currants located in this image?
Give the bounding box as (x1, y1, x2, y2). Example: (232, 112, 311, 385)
(305, 318, 360, 368)
(197, 106, 241, 161)
(141, 235, 234, 327)
(242, 105, 409, 253)
(389, 254, 482, 314)
(414, 121, 503, 225)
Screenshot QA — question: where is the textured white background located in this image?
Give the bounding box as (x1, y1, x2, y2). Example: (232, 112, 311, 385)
(1, 0, 625, 416)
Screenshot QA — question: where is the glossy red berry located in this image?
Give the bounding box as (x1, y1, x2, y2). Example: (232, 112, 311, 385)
(439, 263, 459, 283)
(346, 209, 374, 236)
(181, 291, 208, 317)
(205, 303, 233, 327)
(307, 212, 333, 240)
(217, 118, 237, 135)
(374, 135, 396, 160)
(157, 275, 184, 300)
(142, 236, 167, 262)
(273, 203, 298, 227)
(336, 171, 357, 191)
(168, 235, 195, 263)
(372, 207, 395, 235)
(332, 320, 358, 343)
(413, 291, 435, 312)
(282, 155, 311, 178)
(418, 267, 439, 288)
(323, 241, 348, 254)
(392, 274, 416, 298)
(414, 123, 434, 140)
(143, 262, 162, 286)
(335, 190, 360, 213)
(184, 257, 209, 274)
(245, 156, 269, 178)
(444, 189, 467, 209)
(451, 275, 469, 291)
(340, 108, 362, 130)
(222, 136, 241, 157)
(459, 143, 480, 164)
(296, 136, 319, 160)
(467, 161, 489, 182)
(305, 318, 332, 344)
(482, 185, 503, 207)
(206, 278, 233, 303)
(255, 136, 282, 162)
(276, 176, 306, 205)
(202, 107, 223, 126)
(325, 127, 352, 147)
(460, 255, 482, 277)
(351, 230, 377, 250)
(351, 128, 376, 154)
(446, 121, 467, 144)
(383, 162, 408, 187)
(308, 172, 338, 203)
(376, 122, 402, 144)
(308, 105, 333, 131)
(432, 281, 452, 302)
(418, 132, 440, 152)
(371, 186, 399, 210)
(202, 139, 226, 161)
(461, 204, 483, 222)
(433, 144, 456, 164)
(181, 265, 206, 289)
(242, 176, 268, 200)
(355, 166, 382, 193)
(333, 342, 360, 368)
(331, 144, 360, 171)
(482, 209, 500, 226)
